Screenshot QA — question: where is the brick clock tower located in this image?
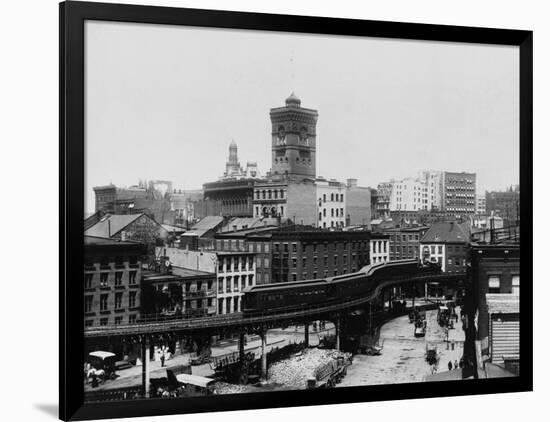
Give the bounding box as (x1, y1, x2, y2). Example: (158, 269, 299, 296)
(270, 93, 318, 181)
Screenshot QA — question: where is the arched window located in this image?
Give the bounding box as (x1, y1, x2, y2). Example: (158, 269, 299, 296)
(318, 212, 322, 221)
(280, 190, 284, 199)
(323, 209, 326, 217)
(274, 190, 278, 199)
(323, 194, 326, 202)
(331, 193, 334, 201)
(268, 190, 272, 199)
(331, 209, 334, 217)
(262, 190, 266, 199)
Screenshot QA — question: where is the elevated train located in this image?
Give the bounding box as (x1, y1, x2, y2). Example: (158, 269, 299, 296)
(241, 259, 441, 314)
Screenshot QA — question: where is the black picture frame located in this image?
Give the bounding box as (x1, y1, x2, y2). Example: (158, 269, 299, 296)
(60, 1, 533, 420)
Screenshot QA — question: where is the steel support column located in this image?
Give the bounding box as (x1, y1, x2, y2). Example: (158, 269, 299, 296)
(141, 336, 150, 398)
(304, 322, 309, 347)
(335, 316, 341, 351)
(238, 331, 245, 362)
(260, 328, 267, 381)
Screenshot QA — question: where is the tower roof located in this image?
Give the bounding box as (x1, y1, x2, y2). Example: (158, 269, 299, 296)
(285, 92, 301, 107)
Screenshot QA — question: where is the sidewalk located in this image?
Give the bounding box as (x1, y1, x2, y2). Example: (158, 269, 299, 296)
(85, 331, 299, 391)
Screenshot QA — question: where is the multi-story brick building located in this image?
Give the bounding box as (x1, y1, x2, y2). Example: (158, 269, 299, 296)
(369, 233, 390, 264)
(216, 251, 256, 314)
(316, 177, 346, 229)
(215, 226, 370, 284)
(420, 222, 470, 272)
(84, 236, 147, 328)
(270, 229, 370, 282)
(382, 226, 429, 261)
(470, 232, 519, 375)
(140, 266, 217, 318)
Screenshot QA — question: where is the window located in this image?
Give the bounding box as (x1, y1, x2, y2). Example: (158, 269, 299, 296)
(129, 291, 137, 308)
(115, 292, 123, 309)
(85, 320, 93, 327)
(248, 274, 254, 286)
(129, 271, 137, 284)
(323, 194, 326, 202)
(226, 297, 232, 313)
(226, 277, 232, 293)
(438, 245, 443, 254)
(129, 314, 137, 324)
(340, 194, 344, 202)
(84, 295, 93, 313)
(115, 316, 123, 325)
(234, 276, 239, 291)
(100, 294, 108, 311)
(488, 276, 501, 293)
(331, 193, 334, 201)
(218, 299, 224, 314)
(512, 275, 520, 294)
(84, 273, 93, 289)
(292, 274, 297, 281)
(100, 272, 109, 287)
(292, 243, 297, 253)
(115, 271, 123, 286)
(234, 297, 239, 312)
(100, 318, 108, 326)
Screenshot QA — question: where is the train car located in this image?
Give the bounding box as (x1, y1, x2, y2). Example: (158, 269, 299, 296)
(241, 259, 441, 315)
(241, 278, 329, 314)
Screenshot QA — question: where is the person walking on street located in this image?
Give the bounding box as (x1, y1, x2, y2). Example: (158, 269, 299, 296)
(454, 360, 459, 370)
(448, 361, 453, 371)
(160, 352, 165, 368)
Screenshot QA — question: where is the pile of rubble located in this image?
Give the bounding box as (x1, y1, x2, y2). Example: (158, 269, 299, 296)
(212, 381, 247, 395)
(268, 348, 349, 389)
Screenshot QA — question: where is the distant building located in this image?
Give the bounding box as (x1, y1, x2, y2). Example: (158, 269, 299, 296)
(252, 93, 319, 226)
(485, 186, 520, 222)
(476, 194, 487, 215)
(84, 236, 147, 328)
(93, 181, 200, 226)
(420, 222, 470, 272)
(369, 233, 390, 264)
(443, 171, 476, 216)
(84, 213, 168, 245)
(316, 177, 346, 229)
(376, 170, 475, 219)
(470, 233, 520, 376)
(345, 178, 372, 227)
(202, 141, 263, 218)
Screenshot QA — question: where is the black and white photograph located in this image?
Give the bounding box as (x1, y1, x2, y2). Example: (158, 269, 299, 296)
(81, 17, 522, 403)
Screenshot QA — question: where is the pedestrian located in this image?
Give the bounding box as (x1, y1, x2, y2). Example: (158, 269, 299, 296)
(448, 361, 452, 371)
(454, 360, 459, 370)
(459, 358, 464, 369)
(160, 352, 165, 367)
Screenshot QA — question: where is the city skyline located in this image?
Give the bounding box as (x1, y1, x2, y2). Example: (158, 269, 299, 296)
(85, 21, 519, 214)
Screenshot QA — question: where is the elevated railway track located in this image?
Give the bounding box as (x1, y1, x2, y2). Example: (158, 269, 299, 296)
(84, 272, 465, 339)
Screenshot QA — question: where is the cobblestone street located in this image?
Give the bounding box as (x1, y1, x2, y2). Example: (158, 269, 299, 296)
(338, 308, 465, 387)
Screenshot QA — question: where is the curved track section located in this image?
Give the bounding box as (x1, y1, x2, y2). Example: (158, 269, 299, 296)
(84, 272, 465, 338)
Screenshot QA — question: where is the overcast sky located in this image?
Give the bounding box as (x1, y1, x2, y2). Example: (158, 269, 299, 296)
(85, 21, 519, 213)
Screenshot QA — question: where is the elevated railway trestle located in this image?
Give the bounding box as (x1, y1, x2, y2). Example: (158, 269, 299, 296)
(84, 264, 466, 399)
